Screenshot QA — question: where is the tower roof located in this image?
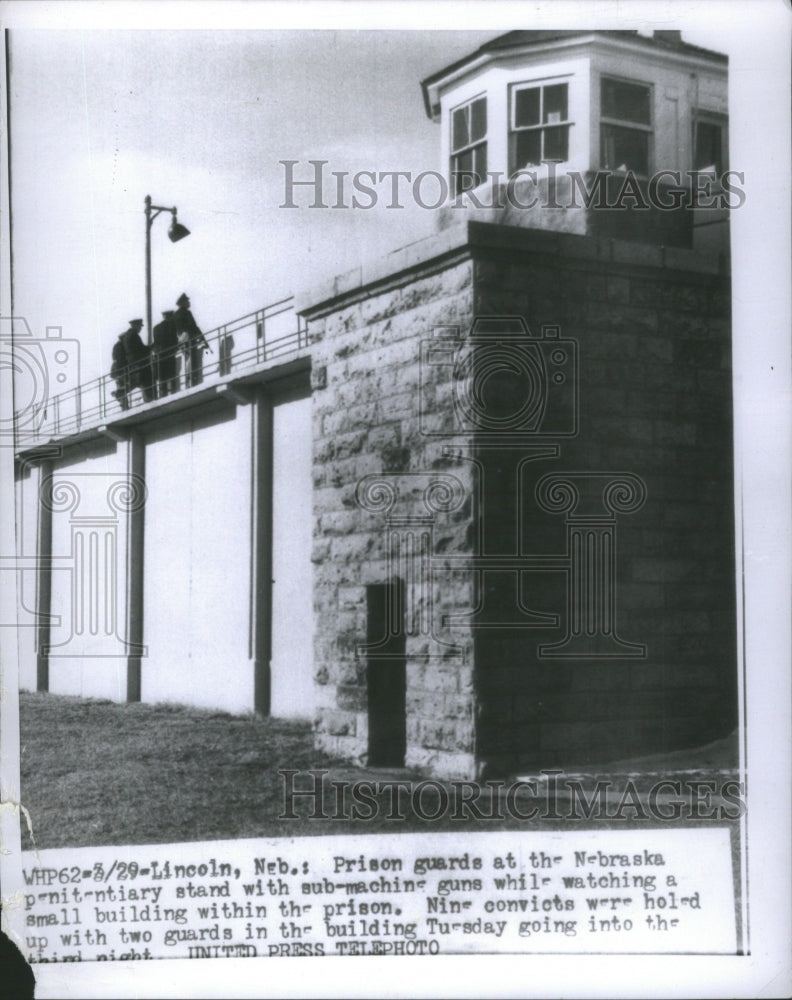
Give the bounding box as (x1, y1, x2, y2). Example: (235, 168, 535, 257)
(421, 29, 728, 118)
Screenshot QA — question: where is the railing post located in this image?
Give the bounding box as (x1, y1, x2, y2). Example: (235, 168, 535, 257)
(257, 314, 265, 363)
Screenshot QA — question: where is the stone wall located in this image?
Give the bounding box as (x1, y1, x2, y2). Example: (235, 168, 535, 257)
(306, 255, 480, 778)
(303, 220, 735, 779)
(469, 223, 735, 774)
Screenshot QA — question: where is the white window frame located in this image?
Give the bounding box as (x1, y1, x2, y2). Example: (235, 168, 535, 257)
(599, 74, 654, 177)
(449, 93, 488, 196)
(693, 110, 728, 175)
(509, 77, 573, 173)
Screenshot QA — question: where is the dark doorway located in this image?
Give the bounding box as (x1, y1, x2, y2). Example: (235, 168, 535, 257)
(366, 578, 406, 767)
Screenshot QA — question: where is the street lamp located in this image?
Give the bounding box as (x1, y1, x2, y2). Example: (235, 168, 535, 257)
(144, 195, 191, 345)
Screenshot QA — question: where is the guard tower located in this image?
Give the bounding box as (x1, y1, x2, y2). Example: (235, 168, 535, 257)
(422, 29, 729, 251)
(304, 30, 735, 778)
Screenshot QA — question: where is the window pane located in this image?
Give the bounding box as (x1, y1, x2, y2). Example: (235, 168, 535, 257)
(514, 129, 542, 168)
(470, 97, 487, 143)
(515, 87, 540, 127)
(601, 124, 649, 174)
(543, 84, 568, 124)
(451, 144, 487, 195)
(452, 105, 470, 152)
(601, 78, 650, 124)
(544, 125, 569, 162)
(695, 121, 723, 172)
(473, 143, 488, 183)
(452, 148, 473, 194)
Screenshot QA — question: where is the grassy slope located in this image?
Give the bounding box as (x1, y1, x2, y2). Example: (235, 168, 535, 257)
(19, 692, 339, 848)
(19, 691, 740, 851)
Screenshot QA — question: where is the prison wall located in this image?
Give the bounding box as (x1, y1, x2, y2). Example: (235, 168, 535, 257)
(18, 375, 314, 720)
(142, 404, 253, 713)
(304, 240, 481, 779)
(469, 222, 735, 773)
(270, 392, 314, 719)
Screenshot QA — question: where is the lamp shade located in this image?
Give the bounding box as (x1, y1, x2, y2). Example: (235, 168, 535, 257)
(168, 219, 191, 243)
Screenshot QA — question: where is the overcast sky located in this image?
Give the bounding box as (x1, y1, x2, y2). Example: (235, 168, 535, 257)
(8, 28, 501, 381)
(2, 10, 778, 383)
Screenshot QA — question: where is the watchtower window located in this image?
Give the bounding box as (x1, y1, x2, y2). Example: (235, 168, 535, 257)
(510, 81, 570, 171)
(450, 95, 487, 196)
(600, 77, 652, 176)
(694, 114, 727, 174)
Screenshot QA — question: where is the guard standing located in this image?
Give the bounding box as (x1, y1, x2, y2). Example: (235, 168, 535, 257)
(122, 318, 155, 403)
(110, 333, 130, 410)
(174, 293, 209, 387)
(152, 309, 180, 397)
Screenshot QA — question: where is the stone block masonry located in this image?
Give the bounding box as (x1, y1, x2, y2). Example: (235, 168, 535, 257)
(305, 250, 479, 778)
(301, 220, 735, 780)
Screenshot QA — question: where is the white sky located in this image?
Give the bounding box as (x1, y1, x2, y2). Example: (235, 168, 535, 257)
(8, 27, 498, 381)
(0, 5, 779, 384)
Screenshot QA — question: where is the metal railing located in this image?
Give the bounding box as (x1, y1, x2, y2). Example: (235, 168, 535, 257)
(14, 297, 309, 450)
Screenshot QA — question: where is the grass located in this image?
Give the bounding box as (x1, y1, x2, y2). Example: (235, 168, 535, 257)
(17, 691, 746, 949)
(20, 691, 350, 849)
(20, 691, 743, 852)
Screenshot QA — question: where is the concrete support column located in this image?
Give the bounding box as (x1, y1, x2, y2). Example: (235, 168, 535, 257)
(251, 389, 273, 714)
(126, 432, 146, 701)
(35, 460, 53, 691)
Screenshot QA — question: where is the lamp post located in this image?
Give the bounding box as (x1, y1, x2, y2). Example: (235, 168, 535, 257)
(144, 195, 191, 345)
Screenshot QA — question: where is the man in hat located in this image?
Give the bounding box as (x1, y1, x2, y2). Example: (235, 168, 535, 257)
(121, 318, 155, 403)
(174, 293, 209, 388)
(152, 309, 180, 397)
(110, 331, 130, 410)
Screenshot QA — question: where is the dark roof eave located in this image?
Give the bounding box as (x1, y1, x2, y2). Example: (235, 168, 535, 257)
(420, 29, 728, 119)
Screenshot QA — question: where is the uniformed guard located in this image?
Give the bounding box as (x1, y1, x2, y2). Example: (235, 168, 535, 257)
(110, 332, 130, 410)
(174, 293, 210, 388)
(152, 309, 180, 397)
(121, 318, 155, 403)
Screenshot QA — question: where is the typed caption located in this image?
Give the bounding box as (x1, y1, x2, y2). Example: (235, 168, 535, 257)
(19, 829, 736, 962)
